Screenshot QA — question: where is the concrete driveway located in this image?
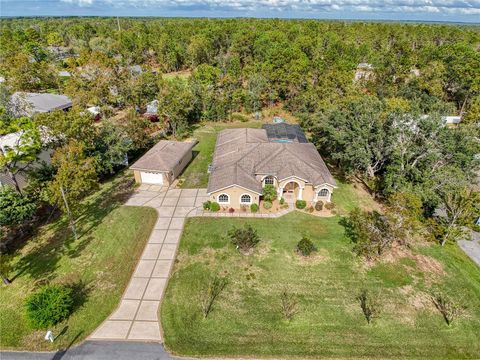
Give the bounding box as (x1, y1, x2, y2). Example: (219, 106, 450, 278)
(458, 230, 480, 267)
(90, 185, 208, 342)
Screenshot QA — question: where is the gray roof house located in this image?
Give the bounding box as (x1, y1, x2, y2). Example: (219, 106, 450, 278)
(11, 92, 72, 117)
(207, 125, 336, 208)
(130, 140, 196, 186)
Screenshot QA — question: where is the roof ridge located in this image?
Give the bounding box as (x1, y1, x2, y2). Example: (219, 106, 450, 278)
(253, 144, 286, 172)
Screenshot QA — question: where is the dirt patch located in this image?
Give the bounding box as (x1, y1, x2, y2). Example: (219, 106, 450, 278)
(296, 248, 330, 265)
(382, 247, 445, 278)
(399, 285, 436, 312)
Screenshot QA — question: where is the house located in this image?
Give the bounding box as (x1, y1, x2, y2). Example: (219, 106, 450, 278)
(130, 140, 196, 186)
(207, 124, 336, 208)
(11, 92, 72, 117)
(0, 127, 53, 191)
(354, 63, 374, 81)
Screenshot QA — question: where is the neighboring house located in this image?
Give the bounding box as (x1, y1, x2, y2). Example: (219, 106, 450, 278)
(0, 128, 53, 191)
(11, 92, 72, 117)
(354, 63, 374, 81)
(207, 124, 336, 208)
(130, 140, 196, 186)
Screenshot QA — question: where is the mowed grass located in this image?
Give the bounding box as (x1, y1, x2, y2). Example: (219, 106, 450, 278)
(0, 174, 157, 350)
(161, 212, 480, 359)
(180, 120, 263, 188)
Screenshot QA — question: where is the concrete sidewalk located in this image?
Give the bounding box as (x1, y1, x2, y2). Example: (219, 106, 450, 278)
(90, 186, 208, 342)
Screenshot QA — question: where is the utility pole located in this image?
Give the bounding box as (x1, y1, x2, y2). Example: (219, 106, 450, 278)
(60, 185, 77, 240)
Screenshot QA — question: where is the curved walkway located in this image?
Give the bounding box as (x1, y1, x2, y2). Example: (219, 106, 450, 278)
(90, 185, 209, 342)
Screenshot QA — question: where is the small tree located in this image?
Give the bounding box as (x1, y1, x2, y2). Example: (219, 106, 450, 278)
(228, 225, 260, 254)
(431, 292, 461, 326)
(296, 237, 316, 256)
(262, 184, 277, 202)
(25, 284, 74, 329)
(280, 289, 298, 321)
(357, 289, 379, 324)
(46, 141, 98, 239)
(0, 187, 37, 232)
(200, 275, 228, 318)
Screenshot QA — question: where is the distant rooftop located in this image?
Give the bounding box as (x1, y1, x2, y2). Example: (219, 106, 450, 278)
(11, 92, 72, 116)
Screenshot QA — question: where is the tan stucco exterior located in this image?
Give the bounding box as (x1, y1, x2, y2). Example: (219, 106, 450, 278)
(210, 186, 260, 209)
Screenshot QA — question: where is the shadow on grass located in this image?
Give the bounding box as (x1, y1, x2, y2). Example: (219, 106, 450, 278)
(14, 175, 135, 283)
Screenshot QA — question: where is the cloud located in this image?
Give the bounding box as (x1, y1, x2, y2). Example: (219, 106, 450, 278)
(58, 0, 480, 15)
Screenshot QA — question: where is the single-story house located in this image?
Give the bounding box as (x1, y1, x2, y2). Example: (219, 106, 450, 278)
(207, 124, 336, 208)
(11, 92, 72, 117)
(0, 127, 53, 191)
(130, 140, 196, 186)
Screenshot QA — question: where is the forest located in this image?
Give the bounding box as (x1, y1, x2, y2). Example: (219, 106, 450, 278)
(0, 17, 479, 247)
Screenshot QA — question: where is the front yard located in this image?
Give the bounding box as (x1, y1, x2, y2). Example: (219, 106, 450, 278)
(161, 213, 480, 359)
(0, 174, 157, 350)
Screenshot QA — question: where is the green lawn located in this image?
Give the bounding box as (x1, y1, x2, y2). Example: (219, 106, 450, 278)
(161, 213, 480, 359)
(179, 121, 263, 188)
(0, 174, 157, 350)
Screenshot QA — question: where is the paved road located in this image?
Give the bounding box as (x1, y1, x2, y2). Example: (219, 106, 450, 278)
(0, 341, 183, 360)
(458, 230, 480, 267)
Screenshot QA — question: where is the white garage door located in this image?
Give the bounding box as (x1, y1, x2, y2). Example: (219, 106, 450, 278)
(140, 171, 164, 185)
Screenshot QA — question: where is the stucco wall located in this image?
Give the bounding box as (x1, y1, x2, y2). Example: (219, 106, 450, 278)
(210, 186, 260, 208)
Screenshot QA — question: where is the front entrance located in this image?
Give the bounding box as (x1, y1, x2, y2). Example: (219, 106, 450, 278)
(283, 181, 300, 202)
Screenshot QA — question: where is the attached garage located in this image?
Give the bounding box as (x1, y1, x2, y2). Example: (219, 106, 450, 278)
(130, 140, 196, 186)
(139, 171, 164, 185)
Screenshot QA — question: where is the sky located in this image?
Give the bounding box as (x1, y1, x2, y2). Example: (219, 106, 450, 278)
(1, 0, 479, 23)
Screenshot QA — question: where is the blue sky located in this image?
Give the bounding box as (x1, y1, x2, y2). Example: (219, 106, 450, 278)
(1, 0, 479, 23)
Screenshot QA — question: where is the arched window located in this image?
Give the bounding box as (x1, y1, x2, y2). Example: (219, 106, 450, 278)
(240, 194, 251, 204)
(218, 194, 229, 203)
(264, 176, 274, 185)
(318, 188, 329, 197)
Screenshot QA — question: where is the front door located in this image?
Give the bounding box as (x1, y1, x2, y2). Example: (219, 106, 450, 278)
(283, 182, 299, 202)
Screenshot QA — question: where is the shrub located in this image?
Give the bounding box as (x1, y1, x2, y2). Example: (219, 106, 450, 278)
(295, 200, 306, 209)
(200, 275, 228, 318)
(228, 207, 235, 213)
(315, 201, 324, 211)
(262, 185, 277, 202)
(250, 203, 259, 213)
(325, 202, 335, 210)
(210, 202, 220, 212)
(280, 289, 298, 321)
(25, 285, 74, 329)
(280, 197, 285, 205)
(306, 205, 314, 213)
(296, 237, 317, 256)
(357, 289, 379, 324)
(231, 112, 250, 122)
(228, 225, 260, 253)
(203, 200, 211, 210)
(431, 292, 461, 326)
(240, 205, 248, 212)
(263, 201, 272, 209)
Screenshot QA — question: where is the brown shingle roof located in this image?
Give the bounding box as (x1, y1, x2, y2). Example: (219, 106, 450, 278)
(207, 128, 336, 194)
(130, 140, 196, 173)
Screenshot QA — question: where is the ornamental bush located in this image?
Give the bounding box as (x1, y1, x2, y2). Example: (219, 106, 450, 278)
(296, 237, 317, 256)
(210, 202, 220, 212)
(250, 203, 259, 213)
(228, 225, 260, 253)
(262, 185, 277, 202)
(295, 200, 307, 209)
(279, 197, 285, 205)
(25, 284, 74, 329)
(203, 200, 211, 210)
(325, 202, 335, 210)
(315, 201, 324, 211)
(263, 201, 272, 209)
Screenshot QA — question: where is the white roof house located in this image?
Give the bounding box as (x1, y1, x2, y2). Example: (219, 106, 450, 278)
(11, 92, 72, 117)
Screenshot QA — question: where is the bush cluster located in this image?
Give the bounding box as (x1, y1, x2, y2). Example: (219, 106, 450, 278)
(203, 200, 211, 210)
(296, 237, 316, 256)
(263, 201, 272, 209)
(315, 201, 324, 211)
(295, 200, 307, 209)
(25, 284, 74, 329)
(210, 202, 220, 212)
(250, 203, 259, 213)
(228, 225, 260, 253)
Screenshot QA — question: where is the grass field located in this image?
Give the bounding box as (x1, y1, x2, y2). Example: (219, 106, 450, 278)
(0, 174, 157, 350)
(161, 213, 480, 358)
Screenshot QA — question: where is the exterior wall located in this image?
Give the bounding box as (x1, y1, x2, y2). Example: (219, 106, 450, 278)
(209, 186, 260, 208)
(133, 170, 142, 183)
(171, 150, 193, 179)
(314, 184, 335, 203)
